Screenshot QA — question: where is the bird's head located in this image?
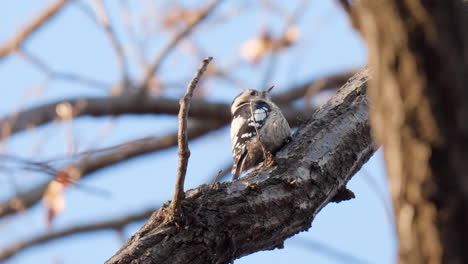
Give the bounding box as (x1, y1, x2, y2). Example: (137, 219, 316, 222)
(231, 86, 274, 114)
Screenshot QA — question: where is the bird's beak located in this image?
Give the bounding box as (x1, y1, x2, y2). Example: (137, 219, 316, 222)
(266, 85, 274, 93)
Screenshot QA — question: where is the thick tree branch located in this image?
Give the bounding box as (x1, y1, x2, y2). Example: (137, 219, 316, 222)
(105, 69, 373, 264)
(0, 71, 353, 137)
(0, 0, 71, 59)
(171, 57, 212, 213)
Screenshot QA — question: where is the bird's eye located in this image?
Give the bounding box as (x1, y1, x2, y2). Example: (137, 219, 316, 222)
(250, 91, 256, 96)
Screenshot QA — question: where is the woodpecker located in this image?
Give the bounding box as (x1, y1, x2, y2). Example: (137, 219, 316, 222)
(230, 87, 291, 179)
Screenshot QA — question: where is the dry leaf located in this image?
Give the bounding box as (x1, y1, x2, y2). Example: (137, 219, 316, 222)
(240, 26, 300, 63)
(283, 25, 300, 47)
(240, 32, 273, 63)
(43, 180, 65, 227)
(55, 102, 74, 120)
(162, 7, 202, 29)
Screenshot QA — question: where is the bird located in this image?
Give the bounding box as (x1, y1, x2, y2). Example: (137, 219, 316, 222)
(230, 86, 291, 179)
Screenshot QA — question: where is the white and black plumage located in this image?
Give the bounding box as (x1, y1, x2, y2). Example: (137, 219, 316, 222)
(230, 87, 291, 179)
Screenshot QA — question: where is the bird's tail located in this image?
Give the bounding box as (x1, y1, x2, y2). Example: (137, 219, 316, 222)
(232, 151, 247, 180)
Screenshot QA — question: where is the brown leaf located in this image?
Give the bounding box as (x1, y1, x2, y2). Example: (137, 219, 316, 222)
(55, 102, 74, 120)
(43, 181, 65, 227)
(162, 6, 203, 29)
(282, 25, 300, 47)
(240, 32, 274, 63)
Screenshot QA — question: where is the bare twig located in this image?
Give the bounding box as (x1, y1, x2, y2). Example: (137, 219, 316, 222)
(0, 0, 72, 59)
(360, 168, 396, 232)
(291, 238, 371, 264)
(17, 50, 110, 89)
(170, 57, 213, 214)
(139, 0, 221, 93)
(260, 0, 310, 88)
(210, 162, 233, 183)
(337, 0, 352, 16)
(0, 208, 155, 262)
(90, 0, 129, 86)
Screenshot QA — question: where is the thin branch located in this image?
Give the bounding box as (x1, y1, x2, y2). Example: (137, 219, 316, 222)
(52, 69, 111, 89)
(0, 208, 155, 262)
(273, 70, 355, 104)
(139, 0, 222, 93)
(337, 0, 352, 16)
(171, 57, 213, 214)
(0, 0, 72, 59)
(210, 162, 232, 183)
(360, 168, 396, 233)
(260, 0, 310, 88)
(90, 0, 129, 86)
(17, 49, 110, 89)
(291, 238, 371, 264)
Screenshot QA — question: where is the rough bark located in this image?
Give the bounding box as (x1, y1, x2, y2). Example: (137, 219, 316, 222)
(105, 69, 374, 264)
(355, 1, 468, 263)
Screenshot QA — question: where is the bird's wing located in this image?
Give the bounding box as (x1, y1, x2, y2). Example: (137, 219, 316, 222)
(230, 101, 271, 179)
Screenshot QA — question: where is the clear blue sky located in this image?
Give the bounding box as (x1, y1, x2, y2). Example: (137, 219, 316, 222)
(0, 0, 396, 263)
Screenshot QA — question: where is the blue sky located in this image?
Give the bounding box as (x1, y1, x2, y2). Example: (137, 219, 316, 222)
(0, 0, 396, 263)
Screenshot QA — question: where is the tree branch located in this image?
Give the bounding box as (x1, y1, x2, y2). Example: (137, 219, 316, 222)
(0, 70, 353, 137)
(0, 0, 72, 59)
(139, 0, 222, 93)
(0, 208, 155, 262)
(0, 120, 223, 217)
(105, 69, 374, 264)
(171, 57, 212, 213)
(90, 0, 129, 85)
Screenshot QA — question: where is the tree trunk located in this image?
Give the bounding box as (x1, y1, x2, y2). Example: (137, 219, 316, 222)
(355, 1, 468, 263)
(105, 70, 374, 264)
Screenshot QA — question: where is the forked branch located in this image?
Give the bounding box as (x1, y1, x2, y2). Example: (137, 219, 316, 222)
(170, 57, 213, 214)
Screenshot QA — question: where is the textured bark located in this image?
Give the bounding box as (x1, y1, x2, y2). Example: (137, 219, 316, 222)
(106, 69, 373, 264)
(355, 1, 468, 263)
